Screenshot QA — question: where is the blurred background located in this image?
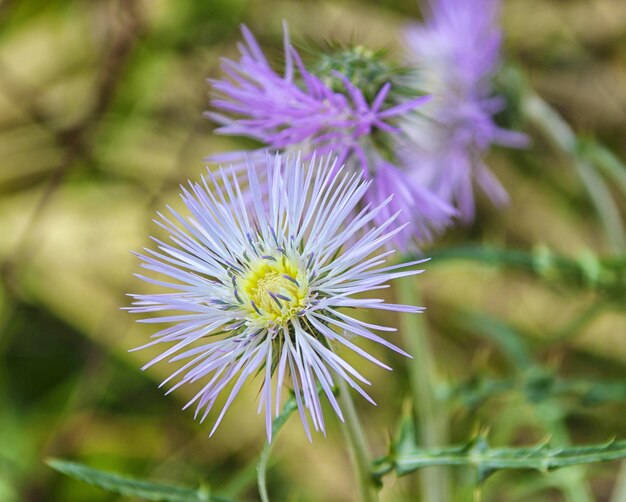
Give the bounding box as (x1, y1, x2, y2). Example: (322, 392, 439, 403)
(0, 0, 625, 500)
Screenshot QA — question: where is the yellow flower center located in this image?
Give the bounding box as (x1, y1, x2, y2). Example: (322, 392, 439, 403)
(239, 257, 307, 324)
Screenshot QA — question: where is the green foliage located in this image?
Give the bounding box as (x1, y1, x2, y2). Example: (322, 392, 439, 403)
(46, 459, 235, 502)
(578, 138, 626, 200)
(425, 246, 626, 301)
(445, 372, 626, 409)
(521, 90, 626, 251)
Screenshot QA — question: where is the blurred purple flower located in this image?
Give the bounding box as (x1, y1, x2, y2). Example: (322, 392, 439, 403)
(403, 0, 528, 222)
(206, 24, 455, 250)
(129, 153, 425, 441)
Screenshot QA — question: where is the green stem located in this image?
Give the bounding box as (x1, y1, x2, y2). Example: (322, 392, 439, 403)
(257, 442, 272, 502)
(522, 92, 626, 252)
(336, 375, 378, 502)
(256, 390, 320, 502)
(398, 277, 450, 501)
(580, 139, 626, 200)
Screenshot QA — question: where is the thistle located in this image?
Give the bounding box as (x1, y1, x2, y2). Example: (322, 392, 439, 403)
(403, 0, 528, 221)
(206, 24, 455, 250)
(129, 153, 425, 440)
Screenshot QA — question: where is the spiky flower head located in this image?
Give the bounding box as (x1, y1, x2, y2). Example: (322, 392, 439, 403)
(403, 0, 528, 221)
(129, 153, 425, 440)
(206, 24, 455, 251)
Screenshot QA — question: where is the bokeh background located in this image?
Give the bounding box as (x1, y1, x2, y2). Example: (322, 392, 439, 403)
(1, 0, 625, 501)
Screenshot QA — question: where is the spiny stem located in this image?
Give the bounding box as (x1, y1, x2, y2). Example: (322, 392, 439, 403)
(375, 437, 626, 477)
(336, 375, 378, 502)
(398, 277, 450, 501)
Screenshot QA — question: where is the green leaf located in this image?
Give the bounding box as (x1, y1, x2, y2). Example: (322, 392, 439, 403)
(46, 459, 235, 502)
(375, 435, 626, 483)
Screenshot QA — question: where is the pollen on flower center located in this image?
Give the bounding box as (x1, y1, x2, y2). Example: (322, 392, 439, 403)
(239, 256, 306, 323)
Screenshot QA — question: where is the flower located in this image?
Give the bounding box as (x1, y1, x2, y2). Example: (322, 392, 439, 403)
(403, 0, 528, 221)
(206, 24, 455, 250)
(129, 153, 425, 440)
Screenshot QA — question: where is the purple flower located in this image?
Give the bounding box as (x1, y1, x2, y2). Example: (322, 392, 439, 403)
(403, 0, 528, 222)
(129, 152, 425, 440)
(206, 24, 455, 250)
